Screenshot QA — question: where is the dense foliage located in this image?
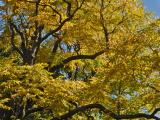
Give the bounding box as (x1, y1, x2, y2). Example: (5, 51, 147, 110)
(0, 0, 160, 119)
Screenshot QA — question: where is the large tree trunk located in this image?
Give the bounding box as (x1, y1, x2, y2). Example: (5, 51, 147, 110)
(22, 51, 35, 65)
(21, 44, 39, 65)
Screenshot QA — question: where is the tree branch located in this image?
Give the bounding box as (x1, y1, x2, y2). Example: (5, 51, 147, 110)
(63, 0, 72, 17)
(100, 0, 109, 48)
(39, 4, 62, 23)
(9, 22, 25, 42)
(9, 24, 24, 57)
(148, 84, 160, 93)
(23, 107, 44, 119)
(53, 103, 116, 120)
(54, 103, 160, 120)
(52, 35, 62, 53)
(49, 50, 105, 72)
(41, 0, 85, 42)
(151, 108, 160, 116)
(9, 22, 27, 56)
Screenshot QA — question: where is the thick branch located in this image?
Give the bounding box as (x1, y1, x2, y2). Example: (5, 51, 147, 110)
(9, 22, 25, 42)
(100, 0, 109, 48)
(9, 22, 27, 55)
(53, 103, 115, 120)
(54, 103, 160, 120)
(23, 107, 44, 119)
(49, 50, 105, 72)
(99, 0, 127, 49)
(41, 16, 72, 42)
(63, 0, 72, 17)
(151, 108, 160, 116)
(52, 37, 62, 53)
(9, 24, 23, 57)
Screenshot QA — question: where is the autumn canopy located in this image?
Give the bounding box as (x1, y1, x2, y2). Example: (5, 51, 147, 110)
(0, 0, 160, 119)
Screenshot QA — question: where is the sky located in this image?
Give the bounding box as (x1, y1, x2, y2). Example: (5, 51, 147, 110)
(143, 0, 160, 17)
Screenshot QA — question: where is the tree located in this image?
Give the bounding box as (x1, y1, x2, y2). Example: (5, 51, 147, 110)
(0, 0, 160, 119)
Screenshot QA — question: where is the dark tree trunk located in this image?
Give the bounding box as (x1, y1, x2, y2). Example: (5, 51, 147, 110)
(22, 53, 35, 65)
(22, 46, 39, 65)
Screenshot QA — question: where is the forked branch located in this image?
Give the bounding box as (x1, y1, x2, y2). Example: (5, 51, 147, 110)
(41, 0, 85, 42)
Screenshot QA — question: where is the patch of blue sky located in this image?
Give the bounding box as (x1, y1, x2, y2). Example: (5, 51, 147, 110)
(143, 0, 160, 17)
